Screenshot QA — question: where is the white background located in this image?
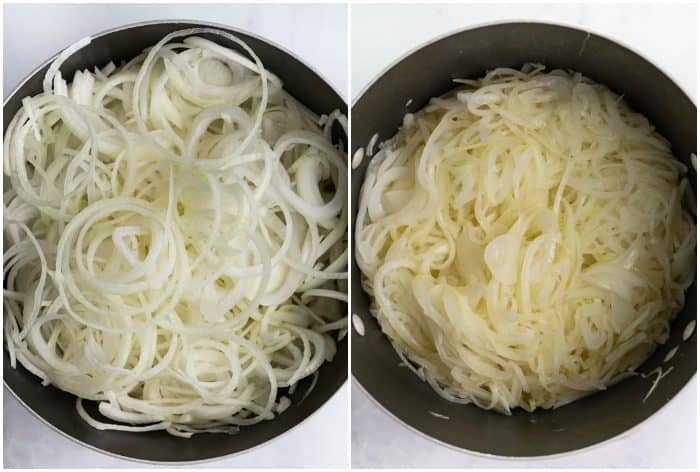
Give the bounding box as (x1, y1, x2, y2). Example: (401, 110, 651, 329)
(2, 3, 348, 469)
(351, 2, 697, 469)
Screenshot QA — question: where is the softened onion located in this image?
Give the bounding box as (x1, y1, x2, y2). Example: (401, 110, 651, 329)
(356, 65, 695, 413)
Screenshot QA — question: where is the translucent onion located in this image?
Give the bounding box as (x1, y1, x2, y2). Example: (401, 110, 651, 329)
(356, 65, 695, 413)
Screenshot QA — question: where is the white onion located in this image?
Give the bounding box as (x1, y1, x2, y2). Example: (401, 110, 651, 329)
(4, 29, 347, 437)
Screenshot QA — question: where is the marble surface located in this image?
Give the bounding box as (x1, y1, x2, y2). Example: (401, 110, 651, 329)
(3, 3, 348, 469)
(351, 3, 697, 469)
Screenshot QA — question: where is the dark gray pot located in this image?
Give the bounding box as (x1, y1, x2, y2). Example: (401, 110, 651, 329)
(351, 21, 696, 458)
(3, 20, 347, 463)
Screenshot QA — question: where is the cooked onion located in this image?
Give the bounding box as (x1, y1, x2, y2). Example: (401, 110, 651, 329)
(356, 65, 695, 413)
(4, 28, 347, 436)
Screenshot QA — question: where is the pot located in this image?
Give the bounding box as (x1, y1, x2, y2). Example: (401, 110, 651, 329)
(351, 21, 696, 457)
(3, 19, 348, 463)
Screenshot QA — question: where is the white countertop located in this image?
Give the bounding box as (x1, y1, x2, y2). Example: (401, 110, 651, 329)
(3, 3, 348, 468)
(351, 3, 697, 469)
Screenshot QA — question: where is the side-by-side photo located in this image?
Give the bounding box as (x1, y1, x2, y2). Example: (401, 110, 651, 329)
(351, 3, 696, 469)
(2, 1, 697, 471)
(3, 3, 348, 468)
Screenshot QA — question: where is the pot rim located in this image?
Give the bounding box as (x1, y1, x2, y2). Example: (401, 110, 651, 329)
(351, 19, 695, 109)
